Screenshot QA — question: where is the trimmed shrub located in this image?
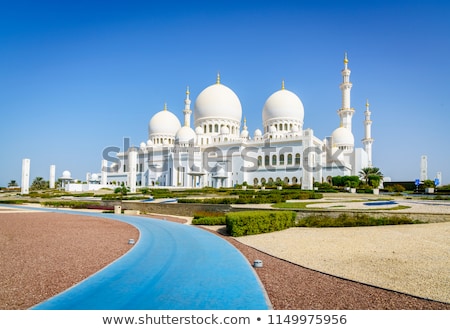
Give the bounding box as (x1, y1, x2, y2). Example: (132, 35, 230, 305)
(192, 210, 227, 225)
(296, 213, 423, 227)
(193, 210, 225, 219)
(192, 216, 227, 225)
(40, 200, 103, 209)
(0, 199, 27, 204)
(226, 210, 296, 237)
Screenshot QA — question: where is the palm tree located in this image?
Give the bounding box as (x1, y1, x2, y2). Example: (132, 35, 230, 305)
(359, 167, 384, 188)
(31, 177, 48, 190)
(359, 167, 383, 184)
(8, 180, 18, 187)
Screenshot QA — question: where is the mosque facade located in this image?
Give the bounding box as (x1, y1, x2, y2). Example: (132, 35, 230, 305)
(97, 54, 374, 191)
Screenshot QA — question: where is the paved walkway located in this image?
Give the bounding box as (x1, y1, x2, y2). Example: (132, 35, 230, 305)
(2, 206, 270, 310)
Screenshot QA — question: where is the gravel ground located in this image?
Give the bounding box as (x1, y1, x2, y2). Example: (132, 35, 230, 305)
(0, 211, 139, 310)
(0, 208, 449, 310)
(234, 223, 450, 305)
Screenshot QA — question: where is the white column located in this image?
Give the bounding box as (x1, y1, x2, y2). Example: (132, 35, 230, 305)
(436, 172, 442, 187)
(49, 165, 56, 189)
(301, 130, 314, 190)
(21, 158, 30, 195)
(362, 100, 374, 167)
(420, 155, 428, 181)
(101, 159, 108, 185)
(128, 148, 138, 193)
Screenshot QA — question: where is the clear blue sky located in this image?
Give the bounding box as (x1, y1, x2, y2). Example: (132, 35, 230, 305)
(1, 0, 449, 187)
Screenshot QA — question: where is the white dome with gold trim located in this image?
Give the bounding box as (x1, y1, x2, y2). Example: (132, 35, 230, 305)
(262, 83, 304, 132)
(331, 126, 354, 147)
(148, 104, 181, 141)
(194, 75, 242, 130)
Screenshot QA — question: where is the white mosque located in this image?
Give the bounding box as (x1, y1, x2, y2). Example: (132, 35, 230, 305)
(94, 54, 374, 192)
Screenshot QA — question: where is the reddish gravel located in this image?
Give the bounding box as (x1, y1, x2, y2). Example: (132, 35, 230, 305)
(0, 212, 448, 310)
(0, 212, 139, 310)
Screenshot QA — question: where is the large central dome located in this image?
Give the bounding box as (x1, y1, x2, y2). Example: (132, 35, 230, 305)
(194, 78, 242, 126)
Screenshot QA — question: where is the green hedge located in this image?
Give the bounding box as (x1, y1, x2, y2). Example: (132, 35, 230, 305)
(192, 216, 227, 225)
(296, 213, 423, 227)
(0, 199, 27, 204)
(226, 210, 297, 237)
(40, 200, 102, 209)
(178, 190, 323, 205)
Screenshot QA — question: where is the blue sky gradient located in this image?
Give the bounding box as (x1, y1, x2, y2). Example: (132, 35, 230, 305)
(1, 0, 449, 186)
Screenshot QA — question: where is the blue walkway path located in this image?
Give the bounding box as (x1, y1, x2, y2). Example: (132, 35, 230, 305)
(4, 206, 270, 310)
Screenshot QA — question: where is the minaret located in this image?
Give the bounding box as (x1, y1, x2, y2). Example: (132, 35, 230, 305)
(183, 86, 192, 127)
(338, 52, 355, 131)
(361, 99, 374, 167)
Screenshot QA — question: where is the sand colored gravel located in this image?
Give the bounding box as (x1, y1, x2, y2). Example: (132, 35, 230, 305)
(235, 222, 450, 304)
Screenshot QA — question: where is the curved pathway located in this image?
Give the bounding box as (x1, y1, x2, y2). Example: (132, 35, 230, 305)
(7, 207, 271, 310)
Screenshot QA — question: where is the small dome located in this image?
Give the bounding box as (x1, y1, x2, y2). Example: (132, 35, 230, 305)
(195, 126, 204, 134)
(254, 129, 262, 137)
(220, 126, 230, 135)
(139, 142, 146, 149)
(240, 129, 249, 138)
(148, 106, 182, 138)
(175, 126, 197, 144)
(62, 170, 71, 179)
(262, 88, 304, 126)
(194, 81, 242, 125)
(269, 126, 277, 133)
(146, 139, 153, 146)
(91, 173, 99, 181)
(332, 127, 354, 147)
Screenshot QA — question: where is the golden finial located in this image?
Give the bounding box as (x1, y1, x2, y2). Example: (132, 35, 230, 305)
(366, 99, 369, 108)
(186, 86, 190, 95)
(281, 80, 285, 90)
(244, 117, 247, 125)
(216, 72, 221, 84)
(344, 52, 349, 64)
(164, 102, 167, 111)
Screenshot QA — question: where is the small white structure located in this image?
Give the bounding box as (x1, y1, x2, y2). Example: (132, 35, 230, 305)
(49, 165, 56, 189)
(59, 170, 72, 189)
(21, 158, 30, 195)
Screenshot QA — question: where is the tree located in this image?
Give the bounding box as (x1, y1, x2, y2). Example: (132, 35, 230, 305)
(332, 175, 360, 188)
(8, 180, 18, 187)
(114, 184, 129, 197)
(423, 180, 435, 188)
(31, 177, 48, 190)
(359, 167, 383, 184)
(368, 174, 381, 188)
